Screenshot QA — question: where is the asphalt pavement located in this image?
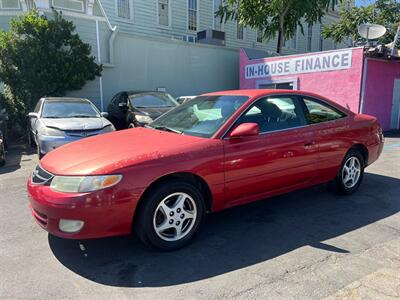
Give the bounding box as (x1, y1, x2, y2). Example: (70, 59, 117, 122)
(0, 135, 399, 299)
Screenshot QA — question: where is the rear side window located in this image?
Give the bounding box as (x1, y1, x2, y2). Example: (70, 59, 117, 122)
(236, 96, 307, 133)
(302, 97, 346, 124)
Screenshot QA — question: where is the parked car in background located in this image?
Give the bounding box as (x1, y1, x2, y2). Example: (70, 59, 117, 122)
(107, 91, 178, 129)
(176, 95, 196, 104)
(28, 97, 115, 159)
(28, 90, 384, 251)
(0, 129, 5, 166)
(0, 99, 8, 149)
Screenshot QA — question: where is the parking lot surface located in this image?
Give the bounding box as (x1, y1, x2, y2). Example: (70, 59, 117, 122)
(0, 136, 399, 300)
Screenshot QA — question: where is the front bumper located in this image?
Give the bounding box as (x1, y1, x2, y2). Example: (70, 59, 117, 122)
(37, 135, 84, 155)
(27, 177, 137, 239)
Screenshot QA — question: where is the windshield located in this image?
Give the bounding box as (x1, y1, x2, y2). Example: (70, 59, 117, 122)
(149, 95, 249, 138)
(41, 101, 100, 118)
(129, 93, 178, 108)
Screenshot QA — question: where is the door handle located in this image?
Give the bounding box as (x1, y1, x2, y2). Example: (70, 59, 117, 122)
(304, 141, 316, 148)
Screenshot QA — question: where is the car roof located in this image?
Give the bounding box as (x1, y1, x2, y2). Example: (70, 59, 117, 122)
(124, 91, 168, 95)
(42, 97, 91, 103)
(202, 89, 321, 98)
(202, 89, 353, 116)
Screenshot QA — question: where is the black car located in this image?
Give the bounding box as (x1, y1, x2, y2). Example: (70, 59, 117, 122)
(107, 91, 179, 130)
(0, 98, 8, 149)
(0, 129, 5, 167)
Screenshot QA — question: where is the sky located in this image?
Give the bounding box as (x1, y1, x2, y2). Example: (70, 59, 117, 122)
(355, 0, 375, 6)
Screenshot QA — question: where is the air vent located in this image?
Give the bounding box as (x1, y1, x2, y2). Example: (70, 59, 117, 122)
(31, 165, 54, 185)
(197, 29, 225, 46)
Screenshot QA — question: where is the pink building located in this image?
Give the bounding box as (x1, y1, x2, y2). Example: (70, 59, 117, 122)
(240, 47, 400, 130)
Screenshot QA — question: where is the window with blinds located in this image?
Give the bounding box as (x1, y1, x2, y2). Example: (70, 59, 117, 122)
(213, 0, 223, 31)
(0, 0, 20, 9)
(117, 0, 131, 19)
(158, 0, 169, 26)
(237, 22, 244, 40)
(256, 29, 263, 43)
(188, 0, 198, 31)
(52, 0, 84, 12)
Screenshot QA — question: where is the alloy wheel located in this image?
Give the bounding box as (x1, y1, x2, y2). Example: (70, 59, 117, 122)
(153, 192, 197, 242)
(342, 156, 361, 189)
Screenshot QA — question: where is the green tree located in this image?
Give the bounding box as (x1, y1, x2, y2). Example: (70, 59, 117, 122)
(215, 0, 335, 54)
(323, 0, 400, 46)
(0, 9, 102, 116)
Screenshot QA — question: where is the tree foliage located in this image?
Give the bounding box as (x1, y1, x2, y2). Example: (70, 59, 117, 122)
(323, 0, 400, 46)
(0, 9, 102, 115)
(215, 0, 334, 54)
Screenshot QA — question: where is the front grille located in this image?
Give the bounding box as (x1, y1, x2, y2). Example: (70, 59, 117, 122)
(31, 165, 54, 185)
(66, 129, 102, 137)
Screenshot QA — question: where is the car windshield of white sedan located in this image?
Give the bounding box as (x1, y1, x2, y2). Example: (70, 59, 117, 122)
(42, 102, 100, 118)
(129, 93, 178, 108)
(149, 95, 249, 137)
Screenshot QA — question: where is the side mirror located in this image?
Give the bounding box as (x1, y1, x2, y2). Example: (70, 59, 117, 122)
(229, 123, 260, 138)
(118, 102, 128, 108)
(100, 112, 109, 118)
(28, 112, 39, 118)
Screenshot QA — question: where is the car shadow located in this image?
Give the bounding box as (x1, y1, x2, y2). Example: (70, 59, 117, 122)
(48, 172, 400, 288)
(0, 144, 35, 175)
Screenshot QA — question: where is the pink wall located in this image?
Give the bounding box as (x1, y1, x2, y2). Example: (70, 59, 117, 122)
(362, 59, 400, 130)
(240, 48, 364, 112)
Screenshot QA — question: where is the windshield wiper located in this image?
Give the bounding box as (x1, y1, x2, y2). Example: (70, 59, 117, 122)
(152, 125, 182, 134)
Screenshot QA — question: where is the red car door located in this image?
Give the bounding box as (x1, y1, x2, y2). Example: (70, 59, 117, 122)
(301, 96, 352, 182)
(223, 95, 319, 206)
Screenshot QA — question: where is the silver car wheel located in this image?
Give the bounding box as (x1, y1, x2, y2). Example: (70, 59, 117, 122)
(153, 192, 197, 242)
(342, 156, 361, 189)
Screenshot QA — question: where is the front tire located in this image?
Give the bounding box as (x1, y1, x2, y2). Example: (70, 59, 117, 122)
(134, 180, 205, 251)
(332, 149, 364, 195)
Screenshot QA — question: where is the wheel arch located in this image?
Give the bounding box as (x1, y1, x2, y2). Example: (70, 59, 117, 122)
(132, 172, 213, 228)
(351, 143, 369, 165)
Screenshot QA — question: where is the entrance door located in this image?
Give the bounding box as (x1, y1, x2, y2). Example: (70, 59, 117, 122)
(390, 78, 400, 129)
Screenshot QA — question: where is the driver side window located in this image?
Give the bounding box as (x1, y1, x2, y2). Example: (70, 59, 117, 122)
(236, 96, 306, 133)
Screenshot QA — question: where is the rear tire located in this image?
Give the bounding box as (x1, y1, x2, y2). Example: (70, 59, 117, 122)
(134, 180, 205, 251)
(332, 149, 364, 195)
(0, 143, 5, 167)
(37, 146, 44, 160)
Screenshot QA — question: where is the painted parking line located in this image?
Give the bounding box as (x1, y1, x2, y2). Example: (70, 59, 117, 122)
(383, 142, 400, 149)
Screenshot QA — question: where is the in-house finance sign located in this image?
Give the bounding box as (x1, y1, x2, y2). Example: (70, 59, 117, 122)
(245, 50, 352, 79)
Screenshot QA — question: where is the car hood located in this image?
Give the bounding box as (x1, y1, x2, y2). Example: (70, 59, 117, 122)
(41, 117, 111, 131)
(135, 107, 175, 119)
(40, 127, 206, 175)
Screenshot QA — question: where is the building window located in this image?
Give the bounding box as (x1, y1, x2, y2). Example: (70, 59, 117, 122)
(158, 0, 170, 26)
(188, 0, 198, 31)
(213, 0, 223, 31)
(0, 0, 20, 9)
(307, 24, 313, 52)
(236, 22, 244, 40)
(256, 29, 263, 43)
(117, 0, 132, 19)
(52, 0, 84, 12)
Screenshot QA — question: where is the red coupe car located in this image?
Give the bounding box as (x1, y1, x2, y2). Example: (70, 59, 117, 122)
(27, 90, 384, 250)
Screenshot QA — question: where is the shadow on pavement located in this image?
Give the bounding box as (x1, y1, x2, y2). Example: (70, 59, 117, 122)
(49, 172, 400, 288)
(0, 144, 35, 175)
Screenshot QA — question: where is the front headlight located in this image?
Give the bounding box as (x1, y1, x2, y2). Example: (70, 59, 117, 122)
(39, 126, 64, 137)
(135, 115, 153, 123)
(102, 124, 115, 133)
(50, 175, 122, 193)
